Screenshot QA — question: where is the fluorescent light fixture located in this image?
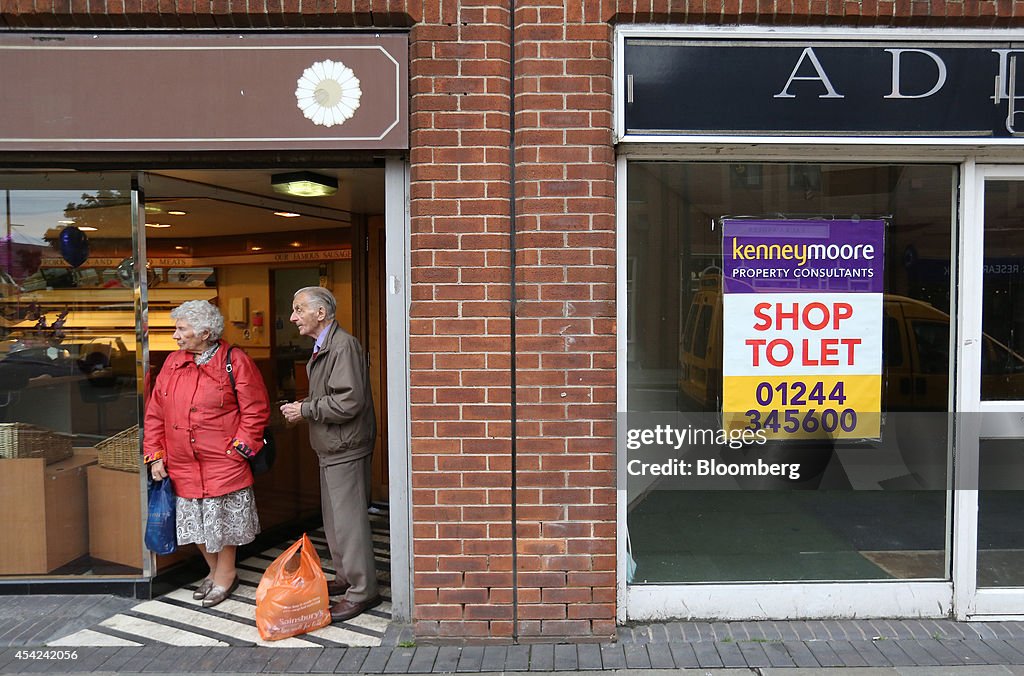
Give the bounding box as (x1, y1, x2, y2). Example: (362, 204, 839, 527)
(271, 171, 338, 198)
(78, 226, 98, 232)
(274, 211, 301, 218)
(145, 222, 171, 229)
(167, 210, 188, 216)
(251, 246, 263, 251)
(57, 219, 75, 225)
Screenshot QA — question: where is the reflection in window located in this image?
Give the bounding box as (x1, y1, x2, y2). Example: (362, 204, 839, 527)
(981, 180, 1024, 400)
(911, 321, 949, 375)
(884, 315, 903, 368)
(625, 162, 953, 584)
(692, 304, 712, 360)
(0, 174, 142, 577)
(978, 439, 1024, 587)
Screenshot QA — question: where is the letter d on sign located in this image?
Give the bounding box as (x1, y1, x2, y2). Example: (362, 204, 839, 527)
(884, 49, 947, 99)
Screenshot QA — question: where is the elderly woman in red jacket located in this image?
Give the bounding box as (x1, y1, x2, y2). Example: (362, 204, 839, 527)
(144, 300, 270, 608)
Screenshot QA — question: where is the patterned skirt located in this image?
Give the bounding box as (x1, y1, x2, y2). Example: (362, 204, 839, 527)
(175, 486, 260, 553)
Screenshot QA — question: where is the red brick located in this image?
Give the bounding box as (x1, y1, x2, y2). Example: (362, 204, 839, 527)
(517, 604, 567, 620)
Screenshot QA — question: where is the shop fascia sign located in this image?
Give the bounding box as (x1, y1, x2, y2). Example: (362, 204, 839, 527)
(0, 33, 408, 151)
(623, 37, 1024, 138)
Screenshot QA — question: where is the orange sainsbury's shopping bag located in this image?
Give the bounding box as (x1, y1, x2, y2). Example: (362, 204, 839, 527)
(255, 533, 331, 641)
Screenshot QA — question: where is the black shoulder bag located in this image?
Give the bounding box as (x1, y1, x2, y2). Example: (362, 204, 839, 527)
(226, 346, 276, 476)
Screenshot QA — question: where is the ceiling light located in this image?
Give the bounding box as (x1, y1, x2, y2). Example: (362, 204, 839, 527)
(174, 246, 187, 251)
(144, 205, 163, 213)
(78, 226, 98, 232)
(274, 211, 301, 218)
(145, 222, 171, 228)
(57, 219, 75, 225)
(271, 171, 338, 198)
(290, 241, 302, 247)
(167, 210, 188, 216)
(251, 246, 263, 251)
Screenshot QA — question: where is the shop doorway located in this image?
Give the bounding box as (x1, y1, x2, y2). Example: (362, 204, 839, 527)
(954, 164, 1024, 618)
(139, 168, 390, 551)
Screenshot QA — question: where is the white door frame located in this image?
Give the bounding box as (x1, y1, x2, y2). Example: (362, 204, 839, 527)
(384, 156, 413, 622)
(952, 162, 1024, 620)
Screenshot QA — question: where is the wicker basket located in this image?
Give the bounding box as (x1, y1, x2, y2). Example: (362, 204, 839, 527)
(0, 423, 73, 465)
(96, 425, 140, 472)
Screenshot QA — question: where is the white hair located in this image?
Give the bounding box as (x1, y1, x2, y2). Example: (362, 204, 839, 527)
(170, 300, 224, 340)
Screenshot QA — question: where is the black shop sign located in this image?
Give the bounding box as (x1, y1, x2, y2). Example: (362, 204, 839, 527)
(623, 38, 1024, 138)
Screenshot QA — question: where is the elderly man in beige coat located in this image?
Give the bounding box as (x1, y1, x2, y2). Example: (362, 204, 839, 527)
(280, 286, 379, 622)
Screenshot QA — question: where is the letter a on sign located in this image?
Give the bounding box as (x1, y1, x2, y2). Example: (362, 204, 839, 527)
(774, 47, 845, 99)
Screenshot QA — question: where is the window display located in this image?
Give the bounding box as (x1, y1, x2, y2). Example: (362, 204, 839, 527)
(0, 173, 142, 576)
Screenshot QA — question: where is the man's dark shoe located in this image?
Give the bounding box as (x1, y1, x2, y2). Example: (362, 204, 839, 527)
(330, 595, 382, 622)
(327, 580, 350, 596)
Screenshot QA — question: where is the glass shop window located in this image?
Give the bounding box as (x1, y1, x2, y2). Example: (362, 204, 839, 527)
(0, 172, 146, 578)
(625, 162, 954, 584)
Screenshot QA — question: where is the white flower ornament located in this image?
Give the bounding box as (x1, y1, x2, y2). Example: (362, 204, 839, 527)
(295, 60, 362, 128)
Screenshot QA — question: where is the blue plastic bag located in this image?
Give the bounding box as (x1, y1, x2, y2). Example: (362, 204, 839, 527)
(144, 478, 177, 555)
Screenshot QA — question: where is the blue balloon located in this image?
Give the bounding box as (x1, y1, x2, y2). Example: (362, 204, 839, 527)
(59, 226, 89, 268)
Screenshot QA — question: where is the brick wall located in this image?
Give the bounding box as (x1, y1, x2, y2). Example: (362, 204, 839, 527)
(503, 2, 617, 640)
(4, 0, 1024, 645)
(408, 1, 518, 640)
(408, 1, 616, 641)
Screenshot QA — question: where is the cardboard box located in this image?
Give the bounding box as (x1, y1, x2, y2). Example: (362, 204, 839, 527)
(87, 465, 145, 569)
(0, 454, 94, 574)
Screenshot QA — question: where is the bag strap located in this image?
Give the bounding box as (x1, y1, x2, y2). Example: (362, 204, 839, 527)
(225, 345, 238, 398)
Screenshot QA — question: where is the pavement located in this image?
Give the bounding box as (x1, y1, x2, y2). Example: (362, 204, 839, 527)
(5, 508, 1024, 674)
(5, 599, 1024, 674)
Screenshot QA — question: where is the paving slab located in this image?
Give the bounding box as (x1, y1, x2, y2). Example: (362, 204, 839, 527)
(456, 645, 485, 673)
(308, 648, 344, 673)
(431, 645, 460, 673)
(644, 641, 674, 669)
(552, 643, 577, 671)
(871, 638, 917, 667)
(761, 641, 798, 668)
(382, 647, 415, 674)
(335, 647, 369, 674)
(622, 643, 651, 669)
(691, 640, 725, 668)
(406, 646, 438, 674)
(598, 642, 625, 669)
(847, 639, 893, 667)
(575, 644, 602, 671)
(361, 645, 394, 673)
(528, 644, 554, 672)
(735, 640, 771, 668)
(667, 641, 700, 668)
(503, 644, 529, 671)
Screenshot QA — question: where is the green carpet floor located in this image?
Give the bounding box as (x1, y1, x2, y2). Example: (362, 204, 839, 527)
(627, 490, 946, 583)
